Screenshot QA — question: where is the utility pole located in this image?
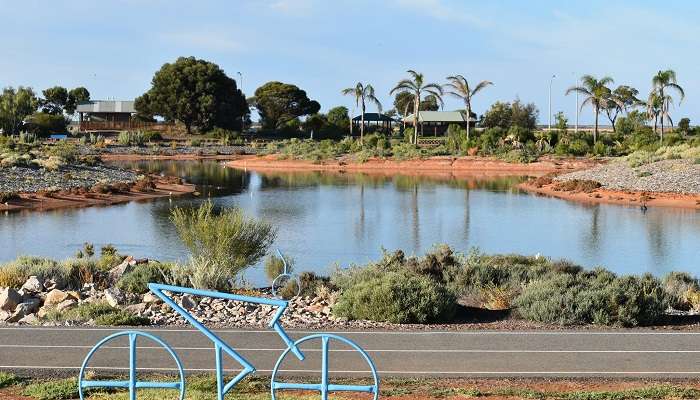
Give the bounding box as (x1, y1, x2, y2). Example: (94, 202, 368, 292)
(548, 74, 556, 131)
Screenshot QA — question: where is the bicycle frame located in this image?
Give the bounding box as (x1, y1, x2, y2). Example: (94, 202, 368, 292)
(148, 283, 305, 398)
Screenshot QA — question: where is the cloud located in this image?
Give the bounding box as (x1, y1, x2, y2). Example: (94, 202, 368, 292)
(161, 31, 242, 52)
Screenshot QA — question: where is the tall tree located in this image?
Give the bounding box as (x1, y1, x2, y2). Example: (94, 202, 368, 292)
(651, 69, 684, 142)
(251, 81, 320, 130)
(645, 92, 663, 134)
(135, 56, 248, 134)
(604, 85, 638, 132)
(443, 74, 493, 142)
(41, 86, 69, 115)
(0, 87, 39, 135)
(566, 75, 614, 143)
(341, 82, 382, 143)
(326, 106, 350, 132)
(390, 70, 443, 144)
(66, 87, 90, 115)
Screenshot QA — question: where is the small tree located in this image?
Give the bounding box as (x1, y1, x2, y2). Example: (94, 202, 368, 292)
(170, 201, 277, 284)
(554, 111, 568, 132)
(678, 118, 690, 136)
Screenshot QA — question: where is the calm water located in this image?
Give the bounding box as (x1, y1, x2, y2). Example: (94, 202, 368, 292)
(1, 160, 699, 285)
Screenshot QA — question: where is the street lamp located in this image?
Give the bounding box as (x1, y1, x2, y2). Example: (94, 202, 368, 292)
(574, 74, 579, 134)
(548, 74, 556, 131)
(237, 71, 244, 131)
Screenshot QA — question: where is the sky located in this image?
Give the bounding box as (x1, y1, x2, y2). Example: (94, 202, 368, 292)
(1, 0, 698, 125)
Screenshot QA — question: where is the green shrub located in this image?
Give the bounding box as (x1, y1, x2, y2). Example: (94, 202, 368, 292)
(94, 310, 149, 326)
(391, 142, 421, 160)
(264, 253, 294, 282)
(45, 141, 78, 163)
(567, 139, 590, 156)
(23, 378, 79, 400)
(170, 201, 276, 285)
(515, 270, 667, 327)
(117, 131, 145, 146)
(0, 191, 20, 202)
(663, 272, 699, 311)
(0, 372, 21, 389)
(117, 262, 171, 294)
(141, 130, 163, 142)
(333, 269, 456, 324)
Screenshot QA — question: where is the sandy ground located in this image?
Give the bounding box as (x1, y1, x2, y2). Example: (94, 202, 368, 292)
(520, 181, 700, 210)
(0, 178, 195, 213)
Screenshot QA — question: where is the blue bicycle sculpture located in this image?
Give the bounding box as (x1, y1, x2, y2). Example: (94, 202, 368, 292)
(78, 273, 379, 400)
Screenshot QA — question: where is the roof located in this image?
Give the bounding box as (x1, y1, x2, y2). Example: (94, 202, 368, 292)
(352, 113, 396, 122)
(403, 111, 468, 123)
(76, 100, 136, 114)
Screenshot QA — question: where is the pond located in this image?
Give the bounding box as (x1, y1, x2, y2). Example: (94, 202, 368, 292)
(1, 160, 699, 285)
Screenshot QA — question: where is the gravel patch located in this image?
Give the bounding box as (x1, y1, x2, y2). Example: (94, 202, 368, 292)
(0, 164, 139, 193)
(556, 159, 700, 194)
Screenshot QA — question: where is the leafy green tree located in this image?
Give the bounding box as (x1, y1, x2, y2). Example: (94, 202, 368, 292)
(604, 85, 640, 132)
(341, 82, 382, 143)
(651, 69, 684, 142)
(482, 99, 538, 131)
(302, 113, 327, 134)
(566, 75, 614, 143)
(443, 74, 493, 142)
(25, 112, 68, 136)
(0, 87, 39, 135)
(390, 70, 443, 144)
(678, 117, 690, 135)
(554, 111, 568, 131)
(251, 81, 320, 130)
(135, 56, 248, 134)
(326, 106, 349, 132)
(66, 87, 90, 115)
(41, 86, 69, 115)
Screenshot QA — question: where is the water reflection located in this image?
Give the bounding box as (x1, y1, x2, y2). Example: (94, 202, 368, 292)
(0, 160, 699, 285)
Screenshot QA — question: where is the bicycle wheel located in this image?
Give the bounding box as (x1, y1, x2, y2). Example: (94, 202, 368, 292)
(78, 331, 185, 400)
(272, 273, 301, 299)
(270, 333, 379, 400)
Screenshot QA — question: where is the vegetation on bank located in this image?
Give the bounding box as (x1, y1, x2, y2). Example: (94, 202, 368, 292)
(4, 373, 700, 400)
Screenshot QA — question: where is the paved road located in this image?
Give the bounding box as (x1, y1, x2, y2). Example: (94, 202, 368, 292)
(1, 327, 700, 378)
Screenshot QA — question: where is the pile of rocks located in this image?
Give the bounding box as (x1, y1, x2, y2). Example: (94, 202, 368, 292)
(0, 276, 84, 324)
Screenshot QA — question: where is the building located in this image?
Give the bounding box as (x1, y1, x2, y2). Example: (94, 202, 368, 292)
(76, 100, 173, 132)
(351, 113, 397, 134)
(403, 111, 475, 136)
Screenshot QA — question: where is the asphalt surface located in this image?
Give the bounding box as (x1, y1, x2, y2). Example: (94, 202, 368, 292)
(1, 327, 700, 378)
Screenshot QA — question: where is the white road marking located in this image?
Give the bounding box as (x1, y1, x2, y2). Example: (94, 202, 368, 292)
(0, 345, 699, 353)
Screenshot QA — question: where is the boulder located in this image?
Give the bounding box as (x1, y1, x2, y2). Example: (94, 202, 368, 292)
(0, 310, 9, 322)
(104, 287, 125, 307)
(56, 299, 78, 312)
(124, 303, 147, 315)
(36, 306, 50, 319)
(143, 293, 162, 304)
(180, 295, 197, 310)
(0, 288, 22, 312)
(18, 314, 38, 325)
(21, 276, 44, 293)
(44, 289, 72, 306)
(7, 300, 40, 323)
(107, 256, 136, 286)
(43, 278, 64, 291)
(22, 298, 42, 313)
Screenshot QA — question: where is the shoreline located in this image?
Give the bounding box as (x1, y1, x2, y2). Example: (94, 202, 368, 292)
(225, 154, 600, 174)
(0, 176, 195, 213)
(100, 153, 242, 162)
(519, 180, 700, 210)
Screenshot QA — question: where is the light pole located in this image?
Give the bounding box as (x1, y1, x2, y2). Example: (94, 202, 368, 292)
(548, 74, 556, 131)
(574, 74, 579, 134)
(237, 71, 244, 131)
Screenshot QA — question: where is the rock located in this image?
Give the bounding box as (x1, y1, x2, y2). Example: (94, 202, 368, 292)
(107, 256, 135, 286)
(22, 298, 42, 313)
(180, 295, 197, 310)
(0, 288, 22, 312)
(124, 303, 147, 315)
(36, 306, 50, 319)
(143, 293, 162, 304)
(66, 291, 81, 301)
(0, 310, 10, 322)
(56, 299, 78, 311)
(21, 276, 44, 293)
(104, 287, 125, 307)
(7, 300, 41, 323)
(19, 314, 38, 325)
(43, 278, 64, 291)
(45, 289, 72, 306)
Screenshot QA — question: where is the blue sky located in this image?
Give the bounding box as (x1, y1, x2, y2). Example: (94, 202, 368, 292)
(1, 0, 697, 124)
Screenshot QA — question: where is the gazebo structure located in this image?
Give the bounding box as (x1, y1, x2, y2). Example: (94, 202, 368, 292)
(403, 111, 475, 136)
(351, 113, 397, 135)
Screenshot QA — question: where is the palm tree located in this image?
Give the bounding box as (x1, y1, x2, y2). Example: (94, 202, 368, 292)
(341, 82, 382, 144)
(443, 75, 493, 143)
(651, 69, 684, 142)
(645, 92, 663, 134)
(390, 70, 443, 144)
(565, 75, 614, 143)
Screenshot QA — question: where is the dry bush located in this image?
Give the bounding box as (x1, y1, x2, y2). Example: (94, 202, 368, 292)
(479, 284, 518, 310)
(530, 174, 555, 188)
(553, 179, 601, 193)
(132, 177, 156, 192)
